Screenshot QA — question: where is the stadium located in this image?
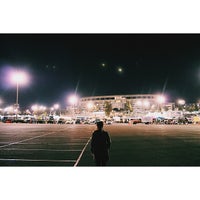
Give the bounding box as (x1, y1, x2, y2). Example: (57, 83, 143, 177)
(77, 94, 174, 118)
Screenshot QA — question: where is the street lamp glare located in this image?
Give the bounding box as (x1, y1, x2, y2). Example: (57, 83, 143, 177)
(177, 99, 185, 105)
(54, 104, 60, 109)
(157, 95, 166, 104)
(8, 69, 30, 110)
(31, 105, 38, 111)
(10, 71, 29, 85)
(68, 95, 78, 105)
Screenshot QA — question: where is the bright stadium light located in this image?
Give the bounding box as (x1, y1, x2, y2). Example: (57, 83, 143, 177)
(156, 95, 166, 113)
(177, 99, 185, 105)
(9, 69, 30, 109)
(31, 105, 38, 112)
(54, 104, 60, 110)
(68, 95, 78, 105)
(68, 95, 78, 117)
(53, 104, 61, 115)
(10, 71, 29, 85)
(156, 95, 166, 104)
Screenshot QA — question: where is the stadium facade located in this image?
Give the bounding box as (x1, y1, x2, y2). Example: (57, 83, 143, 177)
(77, 94, 173, 116)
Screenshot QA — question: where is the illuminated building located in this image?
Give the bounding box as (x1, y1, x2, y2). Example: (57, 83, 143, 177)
(78, 94, 173, 115)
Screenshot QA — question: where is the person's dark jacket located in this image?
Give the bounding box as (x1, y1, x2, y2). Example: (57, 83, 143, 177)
(91, 130, 111, 159)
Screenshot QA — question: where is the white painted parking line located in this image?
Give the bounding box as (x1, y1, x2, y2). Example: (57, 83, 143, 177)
(74, 137, 91, 167)
(15, 143, 86, 145)
(0, 158, 76, 163)
(0, 148, 82, 152)
(0, 132, 62, 149)
(0, 142, 10, 144)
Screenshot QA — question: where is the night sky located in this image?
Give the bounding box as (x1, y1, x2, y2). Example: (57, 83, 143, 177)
(0, 34, 200, 108)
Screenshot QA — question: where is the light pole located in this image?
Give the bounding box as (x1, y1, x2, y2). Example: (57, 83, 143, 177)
(54, 104, 60, 116)
(0, 98, 3, 115)
(0, 97, 3, 107)
(68, 95, 78, 118)
(156, 95, 166, 112)
(10, 70, 29, 110)
(16, 79, 19, 108)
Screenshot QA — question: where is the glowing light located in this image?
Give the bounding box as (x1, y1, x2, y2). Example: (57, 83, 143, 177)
(31, 105, 38, 111)
(4, 106, 14, 113)
(39, 106, 46, 111)
(136, 100, 142, 106)
(10, 70, 29, 85)
(54, 104, 59, 109)
(177, 99, 185, 105)
(156, 95, 166, 104)
(101, 63, 106, 67)
(143, 101, 150, 107)
(87, 102, 94, 109)
(118, 67, 123, 73)
(68, 95, 78, 105)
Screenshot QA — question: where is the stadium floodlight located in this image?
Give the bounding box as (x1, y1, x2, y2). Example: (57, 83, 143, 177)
(68, 95, 78, 105)
(10, 71, 29, 85)
(68, 95, 78, 117)
(177, 99, 185, 105)
(54, 104, 60, 110)
(31, 105, 38, 112)
(156, 95, 166, 104)
(53, 104, 61, 115)
(9, 69, 29, 109)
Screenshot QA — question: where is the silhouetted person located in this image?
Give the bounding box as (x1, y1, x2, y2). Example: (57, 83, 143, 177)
(91, 121, 111, 166)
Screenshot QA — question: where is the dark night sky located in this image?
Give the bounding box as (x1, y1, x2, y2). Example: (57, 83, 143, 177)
(1, 34, 200, 108)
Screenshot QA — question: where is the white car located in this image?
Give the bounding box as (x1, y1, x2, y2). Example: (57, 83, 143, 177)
(106, 120, 113, 125)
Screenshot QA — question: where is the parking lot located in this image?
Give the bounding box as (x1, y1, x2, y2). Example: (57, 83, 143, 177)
(1, 123, 200, 166)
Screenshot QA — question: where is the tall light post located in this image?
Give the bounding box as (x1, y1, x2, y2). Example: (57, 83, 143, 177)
(68, 95, 78, 118)
(156, 95, 166, 112)
(0, 97, 3, 108)
(10, 70, 29, 110)
(54, 104, 60, 116)
(0, 98, 3, 115)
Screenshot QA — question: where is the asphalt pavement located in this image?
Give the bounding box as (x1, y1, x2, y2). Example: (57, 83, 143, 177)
(1, 123, 200, 166)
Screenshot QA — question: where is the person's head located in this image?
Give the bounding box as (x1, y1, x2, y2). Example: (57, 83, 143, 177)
(96, 121, 103, 130)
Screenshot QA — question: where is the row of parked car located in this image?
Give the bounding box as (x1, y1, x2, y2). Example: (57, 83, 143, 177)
(0, 115, 113, 125)
(129, 117, 195, 125)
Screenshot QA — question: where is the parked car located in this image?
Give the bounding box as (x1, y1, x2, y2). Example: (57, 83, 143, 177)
(130, 119, 141, 124)
(37, 119, 46, 124)
(2, 117, 13, 123)
(75, 119, 82, 124)
(65, 120, 74, 124)
(57, 118, 66, 124)
(13, 118, 25, 123)
(106, 119, 113, 125)
(24, 117, 37, 123)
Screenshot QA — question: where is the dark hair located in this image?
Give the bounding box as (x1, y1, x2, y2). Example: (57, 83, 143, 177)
(97, 121, 103, 129)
